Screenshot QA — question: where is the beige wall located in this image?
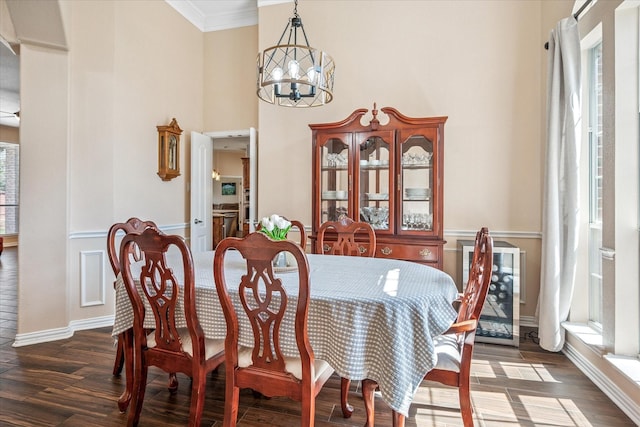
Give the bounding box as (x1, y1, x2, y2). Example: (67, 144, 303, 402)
(214, 150, 244, 176)
(15, 0, 204, 335)
(203, 26, 258, 131)
(257, 0, 549, 318)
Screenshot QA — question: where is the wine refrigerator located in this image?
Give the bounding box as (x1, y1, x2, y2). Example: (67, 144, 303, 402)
(458, 240, 521, 347)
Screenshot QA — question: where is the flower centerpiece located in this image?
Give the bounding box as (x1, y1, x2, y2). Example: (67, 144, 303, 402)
(259, 214, 293, 269)
(258, 214, 292, 240)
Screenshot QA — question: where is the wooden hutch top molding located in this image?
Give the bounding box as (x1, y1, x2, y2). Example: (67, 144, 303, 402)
(310, 104, 448, 132)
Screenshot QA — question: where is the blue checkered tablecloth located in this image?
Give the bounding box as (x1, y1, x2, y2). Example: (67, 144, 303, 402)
(112, 250, 458, 416)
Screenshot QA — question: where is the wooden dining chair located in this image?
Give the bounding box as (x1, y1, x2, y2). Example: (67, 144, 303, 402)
(317, 215, 377, 418)
(107, 218, 159, 376)
(107, 217, 176, 412)
(256, 217, 307, 250)
(213, 232, 334, 427)
(360, 227, 493, 427)
(119, 228, 225, 426)
(316, 215, 376, 257)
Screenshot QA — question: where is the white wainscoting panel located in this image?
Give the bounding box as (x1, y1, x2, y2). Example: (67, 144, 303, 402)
(80, 250, 106, 307)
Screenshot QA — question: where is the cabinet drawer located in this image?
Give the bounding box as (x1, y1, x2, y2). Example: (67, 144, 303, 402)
(375, 243, 440, 263)
(319, 241, 372, 256)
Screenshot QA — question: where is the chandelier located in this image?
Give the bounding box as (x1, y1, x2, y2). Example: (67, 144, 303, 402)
(256, 0, 335, 107)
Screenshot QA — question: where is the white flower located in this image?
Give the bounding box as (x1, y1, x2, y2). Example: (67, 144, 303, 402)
(261, 216, 275, 231)
(259, 214, 292, 240)
(274, 215, 290, 230)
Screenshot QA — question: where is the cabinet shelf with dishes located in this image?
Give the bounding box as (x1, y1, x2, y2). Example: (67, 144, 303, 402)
(310, 105, 447, 269)
(321, 166, 348, 171)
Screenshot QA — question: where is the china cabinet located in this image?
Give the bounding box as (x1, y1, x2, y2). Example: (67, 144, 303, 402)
(310, 105, 447, 269)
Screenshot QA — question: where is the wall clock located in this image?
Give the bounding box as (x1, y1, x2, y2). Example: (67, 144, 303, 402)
(157, 118, 182, 181)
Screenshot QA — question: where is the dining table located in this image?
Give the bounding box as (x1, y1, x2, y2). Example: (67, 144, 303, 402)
(112, 249, 459, 420)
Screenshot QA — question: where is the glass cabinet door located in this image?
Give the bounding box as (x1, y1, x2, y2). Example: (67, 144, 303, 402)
(320, 137, 350, 222)
(357, 133, 392, 232)
(400, 133, 434, 233)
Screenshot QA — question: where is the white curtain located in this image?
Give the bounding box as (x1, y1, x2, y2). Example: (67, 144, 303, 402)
(537, 17, 582, 352)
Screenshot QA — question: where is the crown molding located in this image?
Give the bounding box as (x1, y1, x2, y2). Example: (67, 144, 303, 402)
(166, 0, 258, 32)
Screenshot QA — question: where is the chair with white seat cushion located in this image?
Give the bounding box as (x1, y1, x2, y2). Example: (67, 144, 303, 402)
(119, 227, 225, 426)
(361, 227, 493, 427)
(213, 232, 334, 427)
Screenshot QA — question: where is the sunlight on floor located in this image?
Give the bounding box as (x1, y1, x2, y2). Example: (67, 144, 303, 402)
(471, 358, 560, 382)
(520, 395, 593, 426)
(468, 390, 519, 422)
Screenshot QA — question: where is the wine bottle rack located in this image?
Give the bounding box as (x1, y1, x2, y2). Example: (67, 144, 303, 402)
(458, 240, 520, 347)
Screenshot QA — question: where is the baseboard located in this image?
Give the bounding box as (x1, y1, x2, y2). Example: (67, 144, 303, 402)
(12, 315, 115, 347)
(520, 315, 538, 327)
(563, 342, 640, 425)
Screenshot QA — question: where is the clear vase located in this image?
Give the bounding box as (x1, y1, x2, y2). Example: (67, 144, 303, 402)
(272, 251, 288, 268)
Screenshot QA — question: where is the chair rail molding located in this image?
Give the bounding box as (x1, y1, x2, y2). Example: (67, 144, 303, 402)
(69, 223, 188, 240)
(445, 229, 542, 239)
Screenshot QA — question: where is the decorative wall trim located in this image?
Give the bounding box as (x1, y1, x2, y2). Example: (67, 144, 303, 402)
(445, 229, 542, 239)
(520, 250, 527, 304)
(80, 250, 106, 307)
(12, 315, 115, 347)
(166, 0, 258, 32)
(69, 223, 187, 240)
(564, 342, 640, 425)
(520, 315, 538, 327)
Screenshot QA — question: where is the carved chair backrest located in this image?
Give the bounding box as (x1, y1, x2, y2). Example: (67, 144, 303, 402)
(120, 228, 203, 357)
(213, 232, 314, 378)
(107, 217, 160, 278)
(317, 216, 376, 257)
(457, 227, 493, 325)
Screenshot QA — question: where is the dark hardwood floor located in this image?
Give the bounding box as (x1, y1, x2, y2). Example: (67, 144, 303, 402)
(0, 246, 635, 426)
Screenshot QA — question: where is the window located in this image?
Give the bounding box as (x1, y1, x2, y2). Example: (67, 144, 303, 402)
(587, 42, 603, 328)
(0, 142, 19, 235)
(573, 0, 640, 359)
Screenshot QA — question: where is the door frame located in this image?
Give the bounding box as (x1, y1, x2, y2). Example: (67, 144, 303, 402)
(205, 128, 257, 231)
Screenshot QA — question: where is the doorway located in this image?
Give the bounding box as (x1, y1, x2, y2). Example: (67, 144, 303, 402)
(189, 129, 257, 253)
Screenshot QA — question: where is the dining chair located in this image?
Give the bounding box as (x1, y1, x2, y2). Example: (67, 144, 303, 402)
(317, 215, 376, 418)
(256, 217, 307, 250)
(107, 217, 178, 412)
(119, 228, 225, 426)
(316, 215, 376, 257)
(213, 232, 334, 427)
(360, 227, 493, 427)
(107, 218, 160, 376)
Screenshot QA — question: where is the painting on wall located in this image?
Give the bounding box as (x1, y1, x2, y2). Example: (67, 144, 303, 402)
(221, 182, 237, 196)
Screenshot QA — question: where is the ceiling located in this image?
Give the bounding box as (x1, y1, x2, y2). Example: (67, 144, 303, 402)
(0, 0, 286, 128)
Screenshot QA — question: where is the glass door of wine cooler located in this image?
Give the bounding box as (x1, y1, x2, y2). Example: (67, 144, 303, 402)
(319, 136, 351, 223)
(458, 240, 521, 347)
(357, 132, 393, 232)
